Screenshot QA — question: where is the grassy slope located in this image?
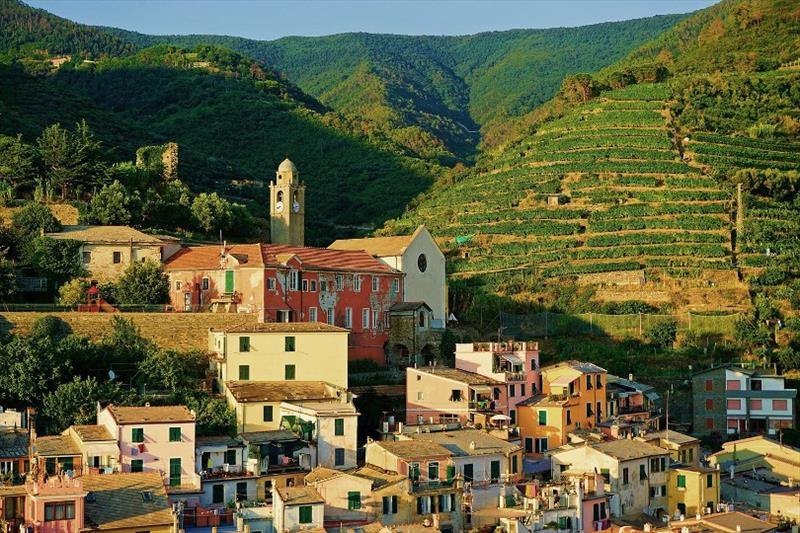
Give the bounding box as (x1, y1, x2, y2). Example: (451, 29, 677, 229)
(104, 14, 686, 160)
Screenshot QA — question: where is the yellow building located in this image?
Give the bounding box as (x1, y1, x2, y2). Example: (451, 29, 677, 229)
(639, 430, 700, 467)
(81, 472, 174, 533)
(669, 466, 721, 518)
(518, 360, 607, 457)
(210, 322, 349, 390)
(46, 225, 179, 282)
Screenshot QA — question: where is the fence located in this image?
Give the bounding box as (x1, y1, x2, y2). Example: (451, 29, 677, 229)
(499, 311, 741, 339)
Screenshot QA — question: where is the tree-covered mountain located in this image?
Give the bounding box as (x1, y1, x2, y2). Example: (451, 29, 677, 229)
(104, 14, 687, 160)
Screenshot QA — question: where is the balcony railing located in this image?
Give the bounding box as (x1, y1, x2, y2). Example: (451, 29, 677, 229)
(469, 400, 497, 412)
(201, 464, 254, 480)
(411, 479, 455, 493)
(504, 371, 527, 382)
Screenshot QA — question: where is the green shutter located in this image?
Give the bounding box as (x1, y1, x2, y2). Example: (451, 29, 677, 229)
(538, 410, 547, 425)
(348, 491, 361, 510)
(707, 474, 713, 488)
(677, 474, 686, 488)
(239, 365, 250, 380)
(285, 336, 296, 352)
(383, 496, 390, 515)
(285, 364, 296, 380)
(446, 464, 456, 482)
(169, 458, 181, 487)
(335, 418, 344, 436)
(239, 336, 250, 352)
(131, 459, 143, 473)
(132, 428, 144, 443)
(299, 505, 313, 524)
(169, 427, 181, 442)
(263, 405, 273, 422)
(225, 270, 234, 293)
(511, 454, 518, 474)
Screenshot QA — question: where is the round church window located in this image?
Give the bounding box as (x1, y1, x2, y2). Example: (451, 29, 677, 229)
(417, 253, 427, 272)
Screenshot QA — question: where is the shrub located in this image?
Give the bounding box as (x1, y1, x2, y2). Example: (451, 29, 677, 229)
(114, 259, 169, 305)
(645, 319, 677, 348)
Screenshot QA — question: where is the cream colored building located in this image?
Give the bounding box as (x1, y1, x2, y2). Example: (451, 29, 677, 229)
(280, 399, 359, 470)
(209, 322, 349, 390)
(639, 430, 700, 467)
(274, 485, 325, 533)
(305, 467, 374, 522)
(551, 439, 671, 517)
(46, 225, 180, 282)
(329, 225, 447, 325)
(64, 424, 120, 474)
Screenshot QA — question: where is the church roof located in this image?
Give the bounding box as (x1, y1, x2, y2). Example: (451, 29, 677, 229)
(329, 225, 426, 257)
(278, 158, 298, 173)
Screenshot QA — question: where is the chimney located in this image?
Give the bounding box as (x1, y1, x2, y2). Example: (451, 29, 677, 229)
(628, 373, 634, 381)
(469, 441, 476, 451)
(736, 527, 741, 533)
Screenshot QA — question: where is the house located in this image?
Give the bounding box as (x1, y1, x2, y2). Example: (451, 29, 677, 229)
(305, 467, 374, 524)
(668, 465, 720, 518)
(273, 485, 325, 533)
(46, 225, 180, 282)
(638, 430, 700, 467)
(665, 512, 777, 533)
(97, 404, 196, 490)
(165, 242, 403, 366)
(455, 340, 541, 425)
(23, 476, 87, 533)
(329, 225, 447, 328)
(32, 434, 83, 477)
(692, 363, 796, 436)
(0, 484, 27, 532)
(240, 430, 313, 501)
(0, 407, 28, 428)
(65, 425, 120, 474)
(280, 398, 359, 470)
(387, 302, 442, 366)
(81, 472, 174, 533)
(405, 366, 506, 426)
(209, 322, 349, 390)
(0, 427, 29, 483)
(518, 360, 607, 458)
(551, 438, 671, 518)
(605, 374, 660, 430)
(195, 435, 257, 507)
(708, 435, 800, 479)
(364, 440, 462, 532)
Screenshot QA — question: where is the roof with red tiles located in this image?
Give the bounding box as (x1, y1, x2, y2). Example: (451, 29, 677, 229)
(165, 242, 398, 274)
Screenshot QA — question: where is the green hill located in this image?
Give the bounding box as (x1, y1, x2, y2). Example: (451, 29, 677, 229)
(104, 14, 687, 161)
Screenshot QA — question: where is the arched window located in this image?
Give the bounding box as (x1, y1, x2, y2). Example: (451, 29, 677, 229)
(277, 190, 284, 203)
(292, 191, 298, 202)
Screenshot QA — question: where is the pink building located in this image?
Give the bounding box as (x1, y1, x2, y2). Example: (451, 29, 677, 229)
(97, 404, 197, 489)
(454, 341, 540, 425)
(25, 477, 86, 533)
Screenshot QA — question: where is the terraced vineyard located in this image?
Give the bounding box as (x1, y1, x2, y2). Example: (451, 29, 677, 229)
(391, 83, 737, 284)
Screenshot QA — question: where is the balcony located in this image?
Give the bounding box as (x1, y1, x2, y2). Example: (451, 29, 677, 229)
(411, 479, 455, 493)
(469, 400, 497, 412)
(201, 464, 255, 480)
(504, 371, 527, 382)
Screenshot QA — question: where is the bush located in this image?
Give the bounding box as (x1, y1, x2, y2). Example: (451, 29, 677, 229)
(114, 259, 169, 305)
(80, 180, 140, 225)
(645, 319, 677, 348)
(57, 278, 89, 306)
(11, 202, 61, 240)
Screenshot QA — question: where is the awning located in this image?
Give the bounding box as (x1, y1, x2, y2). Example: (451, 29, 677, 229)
(550, 375, 574, 387)
(500, 353, 523, 365)
(470, 385, 492, 393)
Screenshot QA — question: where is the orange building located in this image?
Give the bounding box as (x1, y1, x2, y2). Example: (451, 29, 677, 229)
(518, 361, 607, 457)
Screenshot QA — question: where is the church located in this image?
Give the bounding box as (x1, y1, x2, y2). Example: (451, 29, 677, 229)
(164, 159, 430, 367)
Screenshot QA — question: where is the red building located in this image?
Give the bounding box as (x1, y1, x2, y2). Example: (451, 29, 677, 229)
(164, 243, 404, 366)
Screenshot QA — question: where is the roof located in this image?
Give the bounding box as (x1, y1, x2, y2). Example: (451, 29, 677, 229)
(590, 439, 669, 461)
(283, 400, 358, 416)
(34, 434, 80, 457)
(305, 466, 347, 484)
(329, 227, 422, 257)
(214, 322, 347, 334)
(518, 393, 569, 408)
(541, 360, 607, 374)
(278, 158, 298, 173)
(71, 425, 114, 442)
(391, 302, 432, 313)
(410, 366, 503, 386)
(641, 430, 698, 446)
(352, 465, 407, 489)
(680, 512, 776, 533)
(240, 430, 301, 444)
(82, 472, 173, 531)
(408, 429, 520, 457)
(226, 381, 342, 403)
(0, 428, 29, 459)
(276, 485, 324, 505)
(196, 435, 244, 448)
(692, 363, 781, 378)
(166, 242, 398, 274)
(372, 439, 452, 459)
(46, 225, 166, 245)
(106, 404, 195, 424)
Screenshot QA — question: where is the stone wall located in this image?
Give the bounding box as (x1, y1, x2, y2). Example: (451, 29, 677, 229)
(0, 312, 258, 352)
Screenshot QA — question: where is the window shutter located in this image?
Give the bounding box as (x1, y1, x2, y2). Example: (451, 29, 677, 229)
(392, 495, 399, 514)
(383, 496, 389, 515)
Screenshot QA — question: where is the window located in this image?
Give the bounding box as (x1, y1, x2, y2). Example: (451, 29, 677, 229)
(236, 482, 247, 501)
(335, 418, 345, 436)
(705, 399, 714, 411)
(334, 448, 345, 466)
(409, 462, 421, 480)
(175, 281, 182, 291)
(263, 406, 273, 422)
(417, 391, 424, 401)
(285, 364, 296, 380)
(299, 505, 313, 524)
(82, 251, 91, 263)
(727, 399, 742, 409)
(640, 464, 646, 480)
(267, 277, 276, 290)
(428, 462, 439, 480)
(593, 502, 606, 522)
(354, 275, 362, 292)
(596, 374, 603, 388)
(373, 310, 380, 330)
(44, 502, 75, 521)
(239, 365, 250, 380)
(131, 459, 143, 473)
(239, 336, 250, 352)
(773, 399, 788, 411)
(538, 410, 547, 425)
(320, 279, 328, 292)
(490, 460, 500, 482)
(310, 280, 317, 292)
(169, 458, 181, 487)
(463, 463, 473, 481)
(597, 401, 602, 420)
(212, 484, 224, 504)
(622, 467, 629, 485)
(302, 279, 309, 292)
(566, 409, 572, 425)
(677, 474, 686, 489)
(726, 380, 741, 390)
(705, 379, 713, 391)
(494, 387, 501, 400)
(372, 276, 379, 292)
(113, 251, 122, 264)
(285, 336, 296, 352)
(520, 384, 526, 396)
(309, 307, 317, 322)
(600, 468, 610, 484)
(586, 375, 593, 390)
(511, 454, 518, 474)
(509, 384, 516, 397)
(535, 438, 548, 454)
(749, 399, 762, 410)
(531, 359, 537, 371)
(326, 308, 334, 325)
(169, 427, 181, 442)
(509, 409, 516, 425)
(347, 491, 361, 510)
(524, 438, 533, 453)
(707, 474, 714, 488)
(202, 277, 209, 290)
(345, 308, 352, 329)
(416, 495, 431, 515)
(586, 403, 593, 417)
(392, 278, 399, 293)
(336, 274, 343, 290)
(449, 390, 462, 402)
(750, 379, 762, 391)
(382, 495, 399, 515)
(225, 449, 237, 465)
(362, 308, 370, 329)
(132, 428, 144, 443)
(289, 270, 299, 291)
(439, 493, 455, 513)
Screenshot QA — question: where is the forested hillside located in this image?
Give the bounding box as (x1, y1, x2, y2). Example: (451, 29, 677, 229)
(105, 14, 686, 160)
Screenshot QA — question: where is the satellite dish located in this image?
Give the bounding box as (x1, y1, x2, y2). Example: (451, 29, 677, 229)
(108, 369, 116, 380)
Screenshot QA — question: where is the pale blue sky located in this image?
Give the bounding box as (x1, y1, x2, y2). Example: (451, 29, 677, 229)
(27, 0, 718, 40)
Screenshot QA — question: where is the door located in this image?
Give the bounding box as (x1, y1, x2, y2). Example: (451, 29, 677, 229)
(184, 291, 192, 312)
(463, 463, 473, 482)
(169, 458, 181, 487)
(224, 270, 234, 293)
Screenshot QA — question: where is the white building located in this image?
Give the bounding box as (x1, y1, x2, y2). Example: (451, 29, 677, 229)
(274, 485, 325, 533)
(329, 225, 447, 326)
(280, 398, 359, 470)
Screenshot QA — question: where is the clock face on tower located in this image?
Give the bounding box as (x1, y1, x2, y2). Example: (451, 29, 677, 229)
(292, 201, 301, 213)
(275, 201, 284, 213)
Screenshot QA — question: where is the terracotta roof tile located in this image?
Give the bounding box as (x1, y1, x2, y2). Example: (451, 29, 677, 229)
(276, 485, 324, 505)
(107, 405, 195, 424)
(46, 225, 166, 244)
(215, 322, 347, 333)
(304, 466, 345, 483)
(411, 366, 503, 385)
(34, 434, 81, 457)
(71, 425, 114, 442)
(226, 381, 342, 403)
(372, 439, 452, 459)
(165, 243, 263, 270)
(82, 472, 173, 530)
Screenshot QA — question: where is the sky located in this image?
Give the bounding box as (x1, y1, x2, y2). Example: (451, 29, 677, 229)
(27, 0, 719, 40)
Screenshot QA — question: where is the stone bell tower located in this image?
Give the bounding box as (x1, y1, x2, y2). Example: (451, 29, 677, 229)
(269, 158, 305, 246)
